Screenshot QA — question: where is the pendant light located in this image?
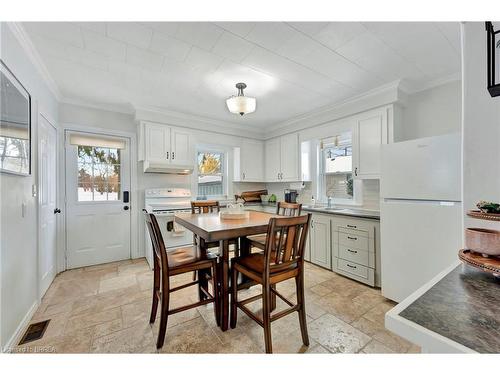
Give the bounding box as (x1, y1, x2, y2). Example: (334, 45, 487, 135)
(226, 82, 256, 116)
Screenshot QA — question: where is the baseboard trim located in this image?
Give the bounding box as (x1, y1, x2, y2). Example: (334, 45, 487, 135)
(2, 301, 39, 353)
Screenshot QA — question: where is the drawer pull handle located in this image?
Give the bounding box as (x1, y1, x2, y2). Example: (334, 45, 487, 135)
(347, 225, 357, 228)
(347, 249, 358, 254)
(347, 236, 357, 240)
(347, 264, 357, 269)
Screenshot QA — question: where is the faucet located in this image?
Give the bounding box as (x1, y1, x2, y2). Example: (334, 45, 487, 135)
(327, 196, 333, 208)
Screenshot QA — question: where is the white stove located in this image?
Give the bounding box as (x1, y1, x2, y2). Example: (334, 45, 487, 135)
(144, 188, 193, 268)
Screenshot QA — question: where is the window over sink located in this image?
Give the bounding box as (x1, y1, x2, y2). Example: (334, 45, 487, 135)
(318, 131, 360, 205)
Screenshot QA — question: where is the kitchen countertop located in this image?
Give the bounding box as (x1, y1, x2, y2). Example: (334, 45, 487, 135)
(386, 261, 500, 353)
(241, 201, 380, 220)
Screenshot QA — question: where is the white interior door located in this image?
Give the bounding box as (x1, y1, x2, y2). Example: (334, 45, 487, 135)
(65, 131, 131, 269)
(38, 114, 58, 297)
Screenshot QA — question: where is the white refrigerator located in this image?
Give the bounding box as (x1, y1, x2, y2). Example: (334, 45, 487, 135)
(380, 133, 462, 302)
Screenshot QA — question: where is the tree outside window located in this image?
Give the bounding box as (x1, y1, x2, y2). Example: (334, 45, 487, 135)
(197, 151, 224, 198)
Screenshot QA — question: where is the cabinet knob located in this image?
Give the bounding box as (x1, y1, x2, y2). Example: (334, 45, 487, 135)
(354, 167, 358, 176)
(242, 173, 245, 180)
(166, 151, 169, 159)
(172, 152, 175, 160)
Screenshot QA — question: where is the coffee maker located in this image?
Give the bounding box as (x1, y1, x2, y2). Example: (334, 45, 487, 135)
(284, 189, 298, 203)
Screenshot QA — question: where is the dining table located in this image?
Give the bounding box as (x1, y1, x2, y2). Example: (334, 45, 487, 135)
(174, 210, 281, 331)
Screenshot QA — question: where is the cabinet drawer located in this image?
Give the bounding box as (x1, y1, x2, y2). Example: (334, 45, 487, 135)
(339, 232, 369, 251)
(334, 218, 375, 237)
(339, 245, 369, 266)
(337, 258, 369, 279)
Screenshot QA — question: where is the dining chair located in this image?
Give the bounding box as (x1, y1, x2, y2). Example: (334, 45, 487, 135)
(247, 202, 303, 250)
(190, 201, 240, 301)
(230, 214, 312, 353)
(143, 210, 219, 349)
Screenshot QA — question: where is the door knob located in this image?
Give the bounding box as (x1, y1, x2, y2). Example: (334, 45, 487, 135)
(123, 206, 129, 211)
(53, 208, 61, 214)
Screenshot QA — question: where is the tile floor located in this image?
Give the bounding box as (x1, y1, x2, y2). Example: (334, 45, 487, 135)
(12, 258, 419, 354)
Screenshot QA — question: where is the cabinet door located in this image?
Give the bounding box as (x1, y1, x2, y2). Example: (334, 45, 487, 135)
(310, 214, 331, 269)
(240, 139, 264, 181)
(170, 128, 191, 165)
(354, 110, 387, 179)
(280, 133, 299, 181)
(264, 137, 281, 182)
(145, 123, 170, 162)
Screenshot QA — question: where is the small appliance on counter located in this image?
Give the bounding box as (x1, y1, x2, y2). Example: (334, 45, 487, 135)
(234, 189, 268, 204)
(284, 189, 298, 203)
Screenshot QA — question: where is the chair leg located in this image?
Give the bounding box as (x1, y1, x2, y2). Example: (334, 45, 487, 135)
(230, 266, 238, 329)
(233, 238, 240, 258)
(156, 286, 170, 349)
(198, 269, 207, 301)
(295, 272, 309, 346)
(150, 265, 160, 324)
(270, 283, 277, 311)
(262, 283, 273, 354)
(211, 262, 220, 327)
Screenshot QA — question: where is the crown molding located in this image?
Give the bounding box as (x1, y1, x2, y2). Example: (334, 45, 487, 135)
(134, 105, 265, 140)
(264, 80, 404, 139)
(400, 72, 461, 95)
(60, 97, 136, 116)
(6, 22, 62, 101)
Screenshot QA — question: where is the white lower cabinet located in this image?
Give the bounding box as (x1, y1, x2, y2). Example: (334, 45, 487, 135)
(309, 214, 331, 269)
(306, 212, 380, 287)
(332, 216, 380, 287)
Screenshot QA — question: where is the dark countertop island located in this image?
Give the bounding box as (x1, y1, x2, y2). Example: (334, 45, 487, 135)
(386, 261, 500, 353)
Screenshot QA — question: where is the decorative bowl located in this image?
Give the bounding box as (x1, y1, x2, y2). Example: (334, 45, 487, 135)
(465, 228, 500, 257)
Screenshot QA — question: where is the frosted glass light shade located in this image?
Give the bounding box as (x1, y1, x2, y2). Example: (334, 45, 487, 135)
(226, 96, 256, 116)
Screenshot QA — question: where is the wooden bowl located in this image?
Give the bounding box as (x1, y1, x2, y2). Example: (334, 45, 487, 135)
(465, 228, 500, 257)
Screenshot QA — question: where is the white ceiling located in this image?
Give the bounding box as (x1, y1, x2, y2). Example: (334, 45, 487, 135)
(22, 22, 461, 128)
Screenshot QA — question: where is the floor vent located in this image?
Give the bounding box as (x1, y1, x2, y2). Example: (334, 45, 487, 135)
(18, 320, 50, 345)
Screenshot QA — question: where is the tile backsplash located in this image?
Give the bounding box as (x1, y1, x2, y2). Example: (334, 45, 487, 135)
(362, 179, 380, 210)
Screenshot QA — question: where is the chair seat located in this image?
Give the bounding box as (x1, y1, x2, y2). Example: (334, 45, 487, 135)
(234, 253, 297, 276)
(167, 246, 215, 269)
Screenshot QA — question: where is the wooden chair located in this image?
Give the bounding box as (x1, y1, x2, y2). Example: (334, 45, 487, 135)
(190, 201, 240, 300)
(230, 214, 312, 353)
(191, 201, 240, 256)
(247, 202, 302, 250)
(144, 210, 219, 349)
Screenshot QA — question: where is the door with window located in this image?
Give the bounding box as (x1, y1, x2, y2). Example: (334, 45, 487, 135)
(65, 131, 131, 268)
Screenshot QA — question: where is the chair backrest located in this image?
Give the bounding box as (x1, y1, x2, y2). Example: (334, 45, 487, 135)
(276, 201, 302, 216)
(263, 214, 312, 273)
(191, 200, 220, 214)
(143, 209, 169, 277)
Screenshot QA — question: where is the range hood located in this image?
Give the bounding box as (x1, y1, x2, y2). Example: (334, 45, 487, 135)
(143, 160, 194, 175)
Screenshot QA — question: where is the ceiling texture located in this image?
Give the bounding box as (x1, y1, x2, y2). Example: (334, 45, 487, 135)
(22, 22, 461, 128)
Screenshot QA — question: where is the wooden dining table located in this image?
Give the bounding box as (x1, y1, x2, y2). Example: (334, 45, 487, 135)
(174, 210, 281, 331)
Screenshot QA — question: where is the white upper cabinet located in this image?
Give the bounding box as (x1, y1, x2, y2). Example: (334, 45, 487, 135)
(170, 127, 191, 166)
(280, 133, 300, 181)
(264, 133, 300, 182)
(352, 107, 391, 179)
(234, 139, 264, 182)
(140, 121, 192, 166)
(145, 122, 170, 162)
(264, 137, 281, 181)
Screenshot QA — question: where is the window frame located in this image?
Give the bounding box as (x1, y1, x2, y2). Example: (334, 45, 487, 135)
(195, 147, 228, 200)
(317, 132, 362, 206)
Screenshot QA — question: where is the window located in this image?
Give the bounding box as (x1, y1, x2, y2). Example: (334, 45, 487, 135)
(319, 132, 355, 203)
(77, 146, 121, 201)
(197, 150, 225, 198)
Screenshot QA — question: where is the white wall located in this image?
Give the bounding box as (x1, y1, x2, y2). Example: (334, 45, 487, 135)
(462, 22, 500, 232)
(401, 80, 462, 141)
(0, 23, 59, 350)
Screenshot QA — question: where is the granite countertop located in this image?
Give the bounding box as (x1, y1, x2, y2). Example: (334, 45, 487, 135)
(396, 264, 500, 353)
(240, 201, 380, 220)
